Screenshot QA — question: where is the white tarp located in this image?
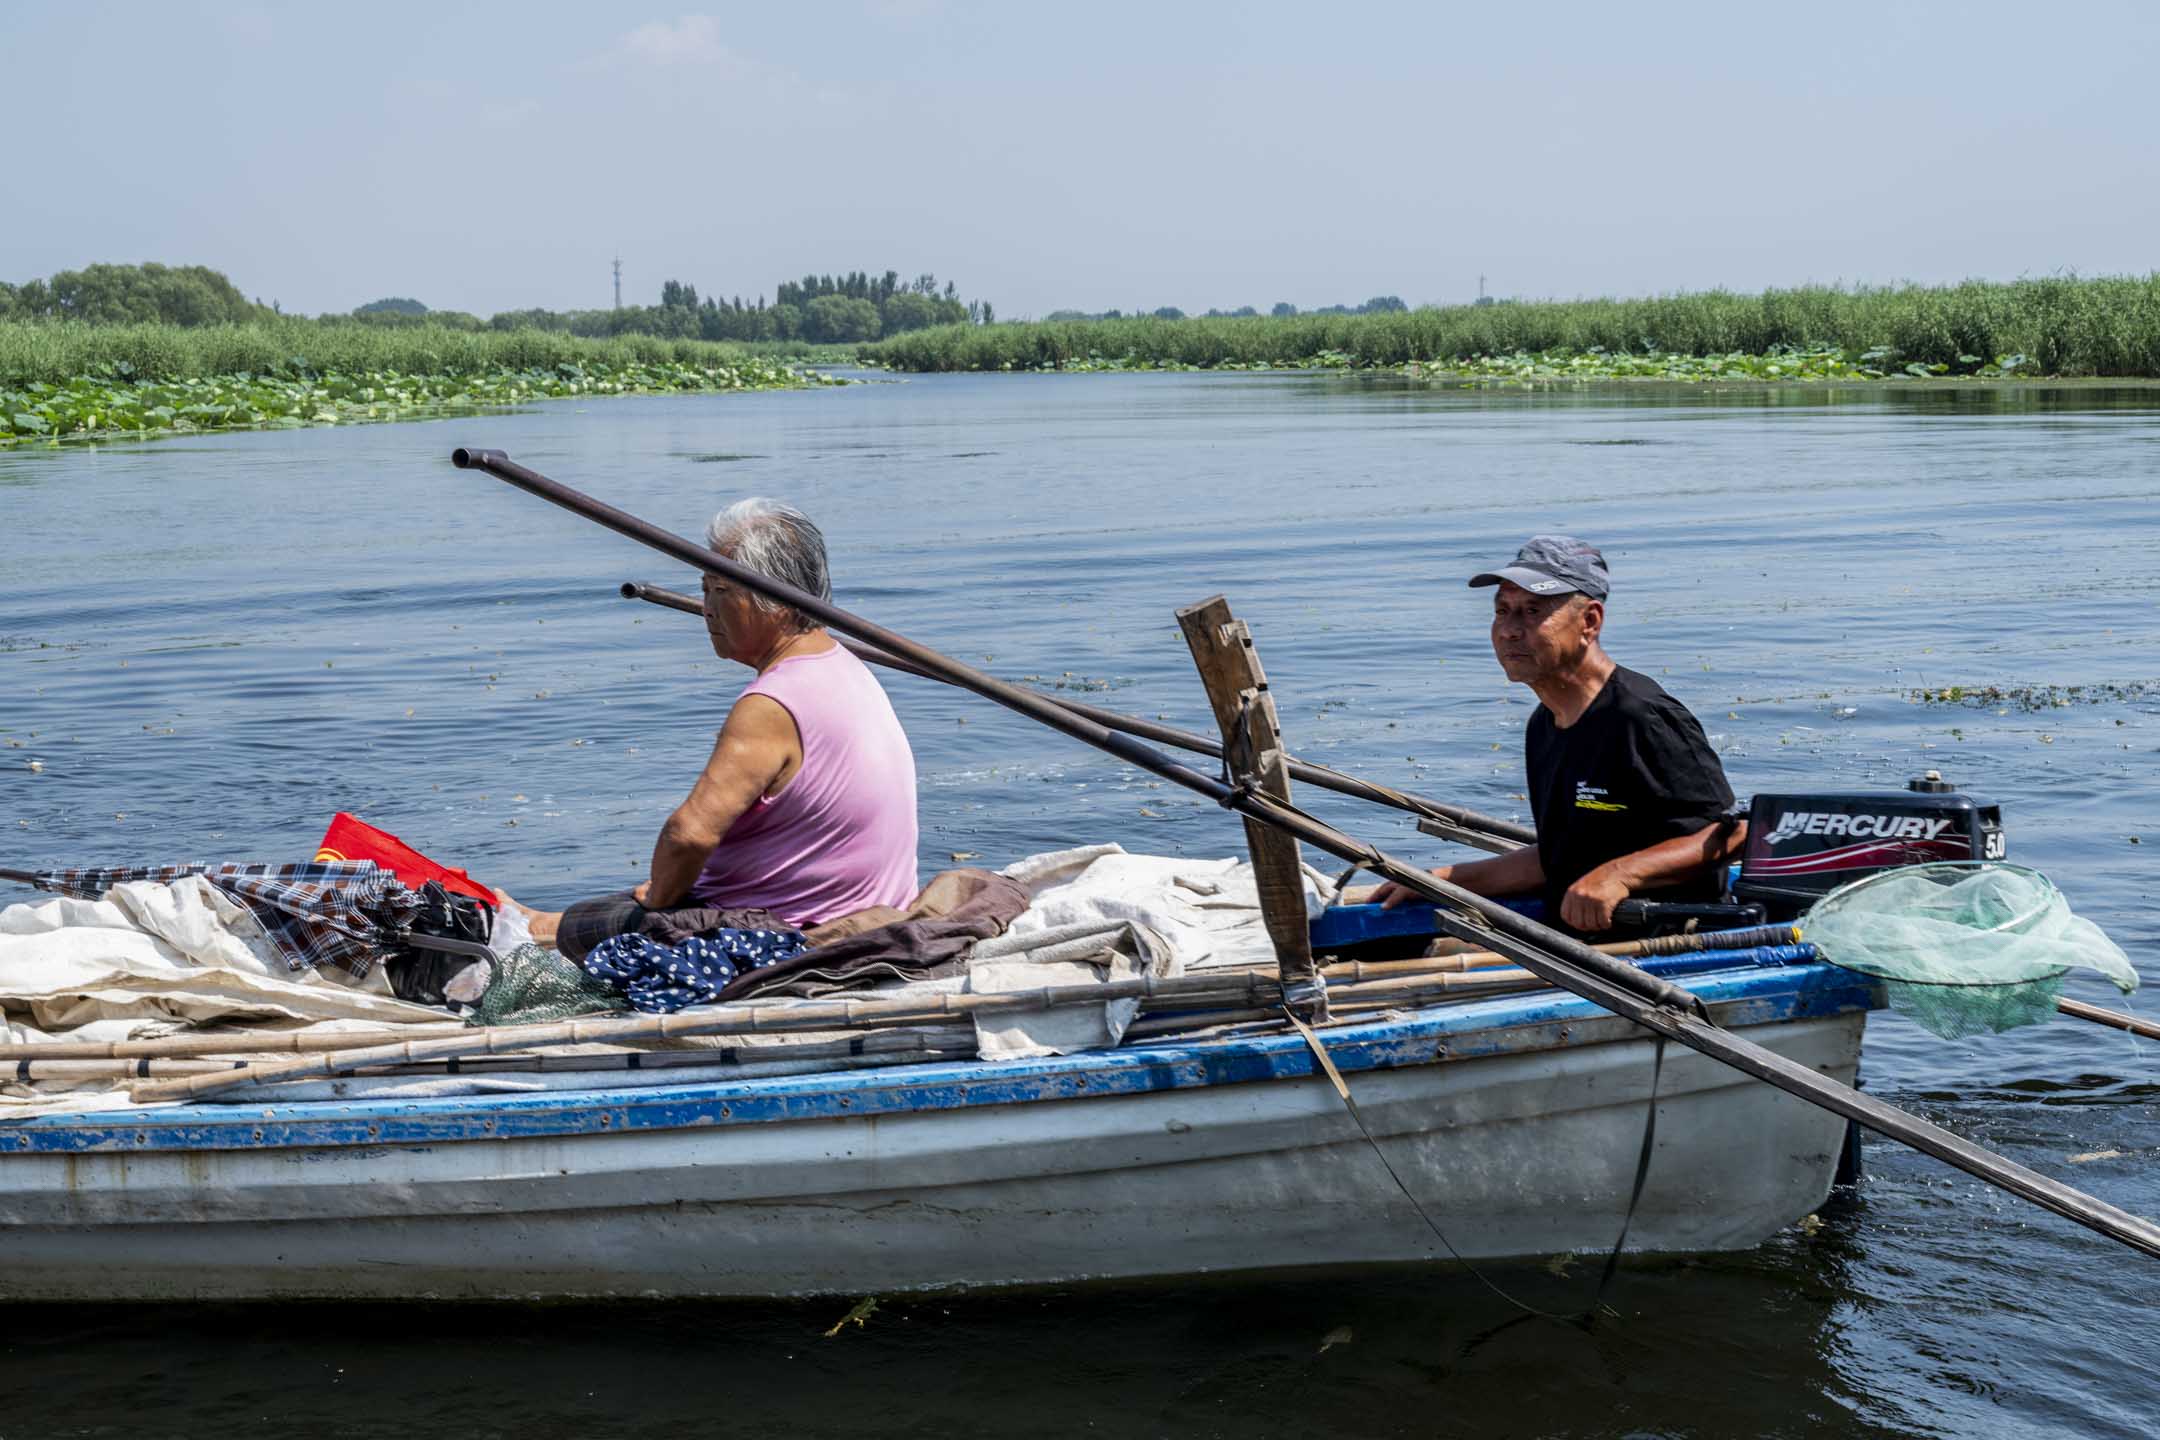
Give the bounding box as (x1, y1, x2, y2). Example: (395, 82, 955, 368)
(961, 844, 1338, 1059)
(0, 846, 1334, 1108)
(0, 877, 453, 1112)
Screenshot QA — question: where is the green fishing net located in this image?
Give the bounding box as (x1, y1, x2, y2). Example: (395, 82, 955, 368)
(1801, 863, 2139, 1039)
(467, 943, 623, 1027)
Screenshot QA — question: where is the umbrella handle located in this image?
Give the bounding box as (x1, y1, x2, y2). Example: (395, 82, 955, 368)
(401, 933, 495, 960)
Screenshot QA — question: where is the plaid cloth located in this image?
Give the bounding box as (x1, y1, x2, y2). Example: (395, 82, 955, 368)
(32, 861, 420, 978)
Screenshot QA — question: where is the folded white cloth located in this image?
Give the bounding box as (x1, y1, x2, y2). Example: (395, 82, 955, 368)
(1, 877, 451, 1110)
(960, 844, 1338, 1060)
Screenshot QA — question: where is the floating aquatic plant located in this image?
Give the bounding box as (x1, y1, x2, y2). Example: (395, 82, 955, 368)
(1907, 681, 2156, 711)
(0, 356, 838, 447)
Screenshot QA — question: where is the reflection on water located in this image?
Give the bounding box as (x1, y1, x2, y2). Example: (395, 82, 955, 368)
(9, 1242, 1902, 1440)
(2, 375, 2157, 1436)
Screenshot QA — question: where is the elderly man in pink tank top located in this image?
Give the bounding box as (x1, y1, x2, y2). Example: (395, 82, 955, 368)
(498, 499, 919, 956)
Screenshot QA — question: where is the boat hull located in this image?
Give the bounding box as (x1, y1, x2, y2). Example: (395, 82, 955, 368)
(0, 968, 1873, 1300)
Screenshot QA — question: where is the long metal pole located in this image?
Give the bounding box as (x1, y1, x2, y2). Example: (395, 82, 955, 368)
(618, 579, 1532, 851)
(452, 447, 2160, 1260)
(625, 579, 2160, 1050)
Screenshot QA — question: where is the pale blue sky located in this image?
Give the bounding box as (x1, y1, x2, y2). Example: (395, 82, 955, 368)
(3, 0, 2154, 318)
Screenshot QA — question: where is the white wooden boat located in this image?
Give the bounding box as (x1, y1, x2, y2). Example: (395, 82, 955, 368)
(4, 442, 2143, 1294)
(0, 959, 1876, 1301)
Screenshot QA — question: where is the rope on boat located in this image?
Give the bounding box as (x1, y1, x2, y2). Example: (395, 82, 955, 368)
(1284, 1007, 1666, 1329)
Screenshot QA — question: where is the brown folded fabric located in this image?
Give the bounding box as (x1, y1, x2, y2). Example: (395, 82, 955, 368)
(802, 906, 906, 946)
(717, 868, 1030, 1001)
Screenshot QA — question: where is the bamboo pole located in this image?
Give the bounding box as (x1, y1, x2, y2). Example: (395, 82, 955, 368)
(130, 964, 1561, 1104)
(27, 974, 1517, 1092)
(0, 1023, 474, 1062)
(31, 975, 1556, 1094)
(12, 932, 1797, 1073)
(42, 954, 2130, 1096)
(2057, 996, 2160, 1041)
(11, 1058, 255, 1080)
(13, 935, 1626, 1069)
(9, 1031, 984, 1085)
(0, 927, 1786, 1066)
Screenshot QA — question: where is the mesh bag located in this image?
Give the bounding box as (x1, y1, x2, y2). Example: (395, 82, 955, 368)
(467, 943, 623, 1028)
(1801, 862, 2139, 1039)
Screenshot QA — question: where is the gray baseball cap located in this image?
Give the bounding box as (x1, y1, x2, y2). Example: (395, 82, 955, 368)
(1468, 535, 1610, 600)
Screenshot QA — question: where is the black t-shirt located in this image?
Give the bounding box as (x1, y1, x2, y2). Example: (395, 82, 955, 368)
(1525, 665, 1736, 916)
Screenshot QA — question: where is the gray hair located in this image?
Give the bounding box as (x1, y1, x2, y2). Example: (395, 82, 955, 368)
(705, 497, 832, 632)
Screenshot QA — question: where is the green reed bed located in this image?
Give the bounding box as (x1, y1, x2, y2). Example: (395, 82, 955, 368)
(861, 275, 2160, 379)
(0, 321, 838, 445)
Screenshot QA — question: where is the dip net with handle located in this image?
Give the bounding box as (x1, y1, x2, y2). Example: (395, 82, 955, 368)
(1799, 862, 2139, 1039)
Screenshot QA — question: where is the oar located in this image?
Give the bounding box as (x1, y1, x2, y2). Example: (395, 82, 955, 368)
(618, 580, 1531, 853)
(449, 446, 2160, 1260)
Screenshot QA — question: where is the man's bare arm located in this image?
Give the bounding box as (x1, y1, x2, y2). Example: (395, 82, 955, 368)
(1372, 842, 1547, 910)
(1560, 817, 1748, 933)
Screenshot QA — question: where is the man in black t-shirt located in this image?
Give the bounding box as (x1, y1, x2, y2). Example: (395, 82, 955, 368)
(1375, 535, 1743, 934)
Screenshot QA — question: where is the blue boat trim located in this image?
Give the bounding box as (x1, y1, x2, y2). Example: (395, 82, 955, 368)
(1309, 899, 1543, 948)
(0, 963, 1879, 1155)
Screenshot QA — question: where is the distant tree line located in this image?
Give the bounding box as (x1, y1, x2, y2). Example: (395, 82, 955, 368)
(0, 263, 275, 325)
(484, 271, 990, 344)
(1044, 297, 1408, 323)
(364, 270, 991, 344)
(2, 263, 996, 346)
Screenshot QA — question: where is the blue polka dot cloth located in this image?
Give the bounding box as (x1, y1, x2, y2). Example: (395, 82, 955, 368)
(580, 928, 811, 1014)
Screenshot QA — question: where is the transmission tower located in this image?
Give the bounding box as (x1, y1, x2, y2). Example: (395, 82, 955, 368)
(612, 257, 622, 311)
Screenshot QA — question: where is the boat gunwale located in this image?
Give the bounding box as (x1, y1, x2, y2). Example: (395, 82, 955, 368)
(0, 962, 1879, 1154)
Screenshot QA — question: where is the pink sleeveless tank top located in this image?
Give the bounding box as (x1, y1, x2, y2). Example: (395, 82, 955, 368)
(688, 644, 919, 926)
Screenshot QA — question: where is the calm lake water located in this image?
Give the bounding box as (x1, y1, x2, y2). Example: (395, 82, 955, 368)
(2, 373, 2157, 1438)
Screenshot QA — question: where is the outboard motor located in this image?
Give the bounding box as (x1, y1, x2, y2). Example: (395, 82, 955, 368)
(1733, 771, 2005, 923)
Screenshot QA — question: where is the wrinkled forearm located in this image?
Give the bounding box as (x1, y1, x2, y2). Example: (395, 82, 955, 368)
(1599, 818, 1748, 893)
(1438, 843, 1547, 898)
(644, 809, 723, 908)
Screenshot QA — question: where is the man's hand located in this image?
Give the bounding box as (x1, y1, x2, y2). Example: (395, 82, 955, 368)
(631, 881, 654, 908)
(1373, 868, 1447, 910)
(1559, 863, 1632, 933)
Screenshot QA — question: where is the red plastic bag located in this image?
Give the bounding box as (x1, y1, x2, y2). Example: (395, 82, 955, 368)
(314, 813, 497, 908)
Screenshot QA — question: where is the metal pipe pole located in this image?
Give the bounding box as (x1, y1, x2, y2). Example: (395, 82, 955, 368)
(453, 447, 2160, 1260)
(617, 579, 1532, 851)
